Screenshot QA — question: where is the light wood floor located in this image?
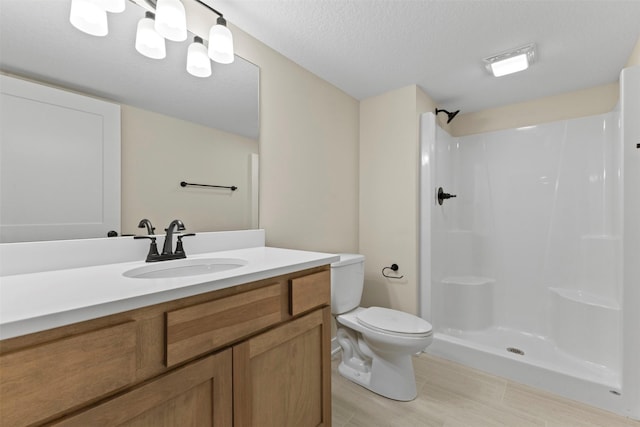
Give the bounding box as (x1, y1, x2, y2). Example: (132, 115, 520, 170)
(331, 353, 640, 427)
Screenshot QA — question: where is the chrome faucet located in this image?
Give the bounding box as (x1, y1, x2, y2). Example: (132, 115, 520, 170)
(162, 219, 186, 256)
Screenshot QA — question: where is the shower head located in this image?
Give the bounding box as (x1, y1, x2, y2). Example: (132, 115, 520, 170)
(435, 108, 460, 124)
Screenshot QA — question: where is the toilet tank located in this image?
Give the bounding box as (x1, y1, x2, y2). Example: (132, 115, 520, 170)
(330, 254, 365, 315)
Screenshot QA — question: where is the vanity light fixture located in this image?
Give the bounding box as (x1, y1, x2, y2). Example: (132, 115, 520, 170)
(135, 11, 166, 59)
(187, 36, 212, 77)
(69, 0, 110, 36)
(208, 16, 234, 64)
(154, 0, 187, 42)
(484, 43, 536, 77)
(69, 0, 235, 76)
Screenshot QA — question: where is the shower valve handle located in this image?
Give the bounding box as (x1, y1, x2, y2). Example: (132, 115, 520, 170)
(437, 187, 457, 205)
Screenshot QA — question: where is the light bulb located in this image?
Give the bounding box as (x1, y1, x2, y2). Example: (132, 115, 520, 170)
(484, 44, 536, 77)
(208, 17, 234, 64)
(154, 0, 187, 42)
(69, 0, 108, 37)
(135, 12, 166, 59)
(489, 54, 529, 77)
(187, 37, 212, 78)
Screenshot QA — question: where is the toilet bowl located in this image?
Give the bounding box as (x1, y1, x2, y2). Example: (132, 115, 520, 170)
(331, 254, 433, 401)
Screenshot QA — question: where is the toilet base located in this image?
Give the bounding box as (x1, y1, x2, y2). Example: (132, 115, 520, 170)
(337, 349, 418, 401)
(338, 360, 372, 390)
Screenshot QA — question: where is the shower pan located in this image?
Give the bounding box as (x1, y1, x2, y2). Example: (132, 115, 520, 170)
(419, 66, 640, 419)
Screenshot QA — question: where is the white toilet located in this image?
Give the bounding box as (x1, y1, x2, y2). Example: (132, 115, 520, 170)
(331, 254, 433, 401)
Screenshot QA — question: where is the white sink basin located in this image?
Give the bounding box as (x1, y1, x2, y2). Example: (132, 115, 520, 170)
(123, 258, 248, 279)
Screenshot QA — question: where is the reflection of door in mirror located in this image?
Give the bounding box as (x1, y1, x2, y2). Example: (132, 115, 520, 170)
(0, 75, 121, 243)
(0, 0, 260, 242)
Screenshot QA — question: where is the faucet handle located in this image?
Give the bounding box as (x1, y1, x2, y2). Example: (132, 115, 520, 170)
(175, 233, 196, 256)
(134, 235, 160, 261)
(134, 235, 156, 240)
(437, 187, 457, 205)
(177, 233, 196, 238)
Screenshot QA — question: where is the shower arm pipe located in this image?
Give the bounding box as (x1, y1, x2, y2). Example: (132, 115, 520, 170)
(435, 108, 460, 124)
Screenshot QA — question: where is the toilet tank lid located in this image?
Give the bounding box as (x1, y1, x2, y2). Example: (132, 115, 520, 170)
(331, 253, 365, 267)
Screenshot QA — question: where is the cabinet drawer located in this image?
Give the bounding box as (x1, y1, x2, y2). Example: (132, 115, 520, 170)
(0, 321, 137, 426)
(289, 269, 331, 316)
(166, 283, 283, 367)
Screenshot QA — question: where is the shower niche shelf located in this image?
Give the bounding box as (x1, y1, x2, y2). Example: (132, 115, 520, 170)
(549, 286, 621, 370)
(578, 235, 620, 300)
(435, 276, 495, 331)
(548, 287, 620, 310)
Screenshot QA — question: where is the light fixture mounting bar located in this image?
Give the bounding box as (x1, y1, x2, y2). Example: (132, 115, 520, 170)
(193, 0, 224, 19)
(138, 0, 224, 18)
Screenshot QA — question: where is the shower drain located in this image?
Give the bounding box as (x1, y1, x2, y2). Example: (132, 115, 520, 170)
(506, 347, 525, 356)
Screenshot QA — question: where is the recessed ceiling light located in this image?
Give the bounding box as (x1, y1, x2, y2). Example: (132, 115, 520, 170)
(484, 44, 536, 77)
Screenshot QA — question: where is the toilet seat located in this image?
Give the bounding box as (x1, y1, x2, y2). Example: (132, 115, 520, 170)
(357, 307, 432, 338)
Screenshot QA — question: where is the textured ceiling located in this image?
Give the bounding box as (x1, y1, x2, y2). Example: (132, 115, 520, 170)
(3, 1, 639, 125)
(213, 0, 640, 113)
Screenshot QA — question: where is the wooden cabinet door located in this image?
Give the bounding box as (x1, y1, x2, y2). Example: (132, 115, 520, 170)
(0, 322, 137, 427)
(233, 307, 331, 427)
(53, 350, 232, 427)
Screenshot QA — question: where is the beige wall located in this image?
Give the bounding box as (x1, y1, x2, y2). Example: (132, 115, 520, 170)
(184, 1, 360, 254)
(121, 105, 258, 235)
(239, 38, 360, 253)
(358, 85, 436, 314)
(626, 35, 640, 67)
(450, 83, 619, 137)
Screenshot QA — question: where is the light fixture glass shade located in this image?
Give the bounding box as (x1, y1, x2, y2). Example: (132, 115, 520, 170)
(484, 43, 536, 77)
(154, 0, 187, 42)
(136, 12, 166, 59)
(69, 0, 108, 37)
(208, 17, 234, 64)
(187, 37, 212, 78)
(489, 54, 529, 77)
(98, 0, 125, 13)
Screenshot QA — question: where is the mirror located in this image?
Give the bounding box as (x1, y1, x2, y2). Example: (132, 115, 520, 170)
(0, 0, 260, 242)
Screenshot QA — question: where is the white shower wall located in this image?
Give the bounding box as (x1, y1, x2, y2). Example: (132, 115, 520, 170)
(419, 66, 640, 417)
(451, 112, 619, 332)
(431, 111, 622, 366)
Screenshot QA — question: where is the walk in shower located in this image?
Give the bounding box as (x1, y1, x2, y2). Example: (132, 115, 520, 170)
(419, 66, 639, 419)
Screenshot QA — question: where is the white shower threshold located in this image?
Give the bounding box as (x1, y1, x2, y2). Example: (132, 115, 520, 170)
(427, 327, 627, 417)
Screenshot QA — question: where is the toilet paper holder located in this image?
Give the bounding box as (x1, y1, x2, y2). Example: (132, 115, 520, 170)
(382, 264, 404, 279)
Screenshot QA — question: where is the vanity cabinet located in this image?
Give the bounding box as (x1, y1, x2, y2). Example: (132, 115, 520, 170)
(0, 266, 331, 427)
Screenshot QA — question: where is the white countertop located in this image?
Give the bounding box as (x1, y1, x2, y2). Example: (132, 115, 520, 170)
(0, 246, 339, 340)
